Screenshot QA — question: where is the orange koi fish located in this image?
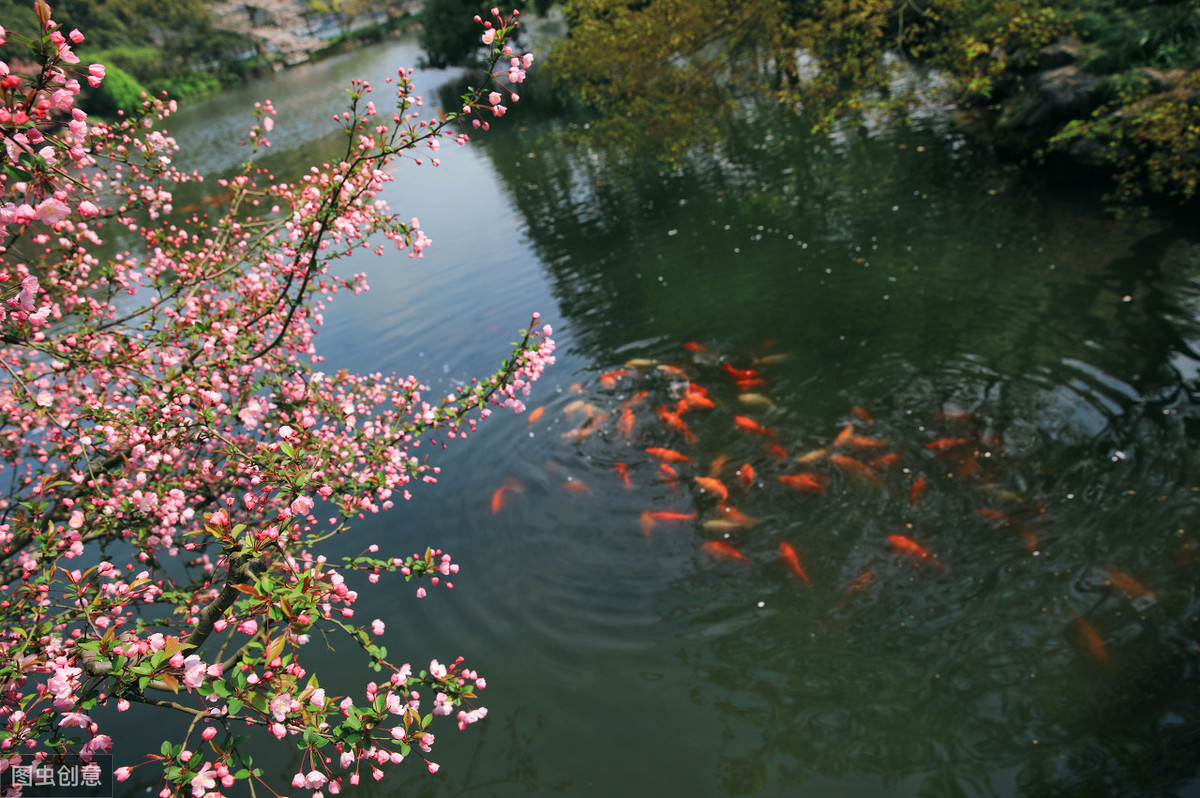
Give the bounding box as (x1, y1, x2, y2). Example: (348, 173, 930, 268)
(702, 540, 749, 565)
(734, 416, 776, 436)
(657, 364, 690, 379)
(843, 570, 874, 597)
(835, 570, 876, 610)
(910, 476, 928, 506)
(650, 511, 698, 522)
(1071, 617, 1110, 664)
(887, 534, 944, 571)
(598, 368, 633, 389)
(736, 378, 769, 390)
(620, 390, 649, 410)
(562, 413, 604, 442)
(562, 479, 591, 495)
(677, 386, 715, 413)
(526, 405, 546, 425)
(490, 487, 508, 514)
(563, 399, 588, 419)
(716, 504, 758, 525)
(779, 472, 828, 494)
(869, 453, 901, 469)
(568, 382, 586, 394)
(737, 462, 755, 487)
(618, 407, 636, 439)
(693, 477, 729, 502)
(646, 447, 692, 464)
(708, 454, 730, 478)
(850, 406, 875, 425)
(796, 448, 829, 465)
(845, 435, 886, 450)
(613, 462, 632, 490)
(1099, 568, 1158, 599)
(658, 463, 680, 493)
(721, 363, 759, 380)
(833, 424, 856, 447)
(778, 542, 811, 586)
(657, 405, 698, 444)
(682, 341, 707, 353)
(764, 442, 789, 460)
(976, 508, 1015, 525)
(829, 454, 880, 485)
(926, 437, 971, 452)
(640, 510, 656, 539)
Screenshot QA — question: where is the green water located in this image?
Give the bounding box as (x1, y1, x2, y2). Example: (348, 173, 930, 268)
(118, 31, 1200, 797)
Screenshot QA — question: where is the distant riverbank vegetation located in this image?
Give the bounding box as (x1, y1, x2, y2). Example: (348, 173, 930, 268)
(427, 0, 1196, 209)
(0, 0, 415, 113)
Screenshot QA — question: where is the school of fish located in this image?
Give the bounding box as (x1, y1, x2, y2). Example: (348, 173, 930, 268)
(493, 340, 1167, 667)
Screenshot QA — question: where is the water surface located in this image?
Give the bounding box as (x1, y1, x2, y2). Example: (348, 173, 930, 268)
(125, 30, 1200, 797)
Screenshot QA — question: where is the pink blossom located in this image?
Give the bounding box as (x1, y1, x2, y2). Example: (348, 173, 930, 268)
(481, 29, 495, 45)
(191, 763, 217, 796)
(87, 63, 105, 88)
(289, 495, 314, 516)
(488, 92, 502, 106)
(182, 655, 206, 690)
(371, 619, 385, 635)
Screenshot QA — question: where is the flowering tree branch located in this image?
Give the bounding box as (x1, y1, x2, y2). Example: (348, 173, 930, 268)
(0, 3, 551, 795)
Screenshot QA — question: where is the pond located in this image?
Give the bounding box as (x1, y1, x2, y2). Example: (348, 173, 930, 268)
(127, 26, 1200, 798)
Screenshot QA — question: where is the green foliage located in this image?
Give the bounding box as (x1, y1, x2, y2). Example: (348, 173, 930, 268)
(83, 62, 147, 117)
(420, 0, 495, 68)
(1048, 70, 1200, 205)
(1068, 0, 1200, 72)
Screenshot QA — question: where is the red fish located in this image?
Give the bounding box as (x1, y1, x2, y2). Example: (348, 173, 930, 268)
(657, 405, 698, 444)
(736, 378, 768, 390)
(717, 504, 758, 525)
(526, 405, 546, 425)
(833, 424, 855, 447)
(618, 407, 636, 439)
(869, 453, 901, 469)
(910, 476, 928, 506)
(656, 364, 690, 379)
(887, 534, 944, 571)
(693, 477, 729, 502)
(976, 508, 1015, 525)
(850, 406, 875, 425)
(721, 363, 759, 380)
(598, 368, 633, 389)
(640, 510, 656, 539)
(702, 540, 749, 565)
(708, 454, 729, 478)
(620, 390, 649, 410)
(646, 447, 692, 464)
(490, 479, 523, 513)
(1099, 568, 1158, 599)
(562, 479, 591, 494)
(926, 437, 971, 452)
(734, 416, 775, 436)
(490, 485, 511, 514)
(764, 443, 789, 460)
(737, 462, 755, 487)
(676, 385, 715, 413)
(683, 341, 707, 353)
(829, 454, 880, 485)
(779, 472, 827, 494)
(650, 510, 698, 522)
(658, 463, 680, 493)
(778, 542, 811, 586)
(613, 462, 632, 490)
(845, 435, 886, 450)
(1072, 617, 1110, 664)
(843, 570, 874, 597)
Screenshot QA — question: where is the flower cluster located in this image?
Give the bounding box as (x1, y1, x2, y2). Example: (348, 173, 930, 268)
(0, 4, 550, 796)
